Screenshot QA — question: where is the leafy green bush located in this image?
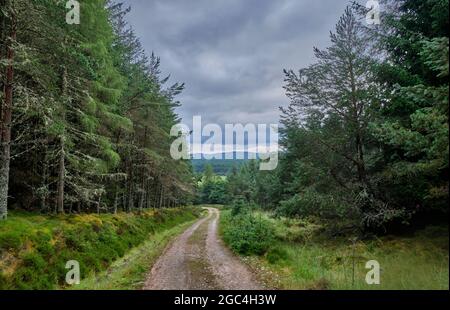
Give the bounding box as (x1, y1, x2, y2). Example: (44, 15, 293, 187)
(231, 198, 250, 216)
(221, 210, 274, 256)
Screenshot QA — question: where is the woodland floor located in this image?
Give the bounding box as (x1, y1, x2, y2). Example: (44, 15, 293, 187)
(143, 207, 262, 290)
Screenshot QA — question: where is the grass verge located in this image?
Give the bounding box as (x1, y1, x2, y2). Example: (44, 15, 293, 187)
(0, 207, 201, 289)
(220, 209, 449, 290)
(71, 219, 197, 290)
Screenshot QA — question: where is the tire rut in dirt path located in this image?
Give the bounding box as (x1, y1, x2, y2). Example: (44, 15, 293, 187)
(143, 207, 263, 290)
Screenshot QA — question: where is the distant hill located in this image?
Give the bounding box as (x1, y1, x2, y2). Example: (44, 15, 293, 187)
(191, 152, 256, 175)
(191, 158, 246, 175)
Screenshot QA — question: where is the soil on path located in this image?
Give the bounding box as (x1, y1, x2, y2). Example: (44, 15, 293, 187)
(143, 207, 262, 290)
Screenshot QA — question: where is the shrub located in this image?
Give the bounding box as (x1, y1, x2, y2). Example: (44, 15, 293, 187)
(231, 198, 249, 216)
(221, 210, 274, 256)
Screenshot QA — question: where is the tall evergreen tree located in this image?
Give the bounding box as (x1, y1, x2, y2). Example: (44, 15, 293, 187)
(0, 0, 194, 218)
(366, 0, 449, 215)
(0, 0, 15, 219)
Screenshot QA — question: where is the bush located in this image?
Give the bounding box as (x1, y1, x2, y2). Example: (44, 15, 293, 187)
(221, 210, 274, 256)
(231, 198, 249, 216)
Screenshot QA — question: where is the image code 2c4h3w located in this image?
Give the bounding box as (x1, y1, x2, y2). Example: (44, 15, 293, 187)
(0, 0, 448, 306)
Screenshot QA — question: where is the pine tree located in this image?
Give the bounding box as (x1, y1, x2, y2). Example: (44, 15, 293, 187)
(367, 0, 449, 214)
(0, 0, 15, 220)
(283, 7, 381, 190)
(0, 0, 194, 217)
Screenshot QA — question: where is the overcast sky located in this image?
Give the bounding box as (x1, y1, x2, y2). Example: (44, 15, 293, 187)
(122, 0, 351, 128)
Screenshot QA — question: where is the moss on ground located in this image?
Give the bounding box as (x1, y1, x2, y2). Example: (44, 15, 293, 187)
(72, 220, 198, 290)
(220, 210, 449, 290)
(0, 207, 201, 289)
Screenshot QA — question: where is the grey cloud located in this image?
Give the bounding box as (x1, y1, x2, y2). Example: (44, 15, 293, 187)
(123, 0, 350, 127)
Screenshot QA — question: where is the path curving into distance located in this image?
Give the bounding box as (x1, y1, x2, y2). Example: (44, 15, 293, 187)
(143, 207, 262, 290)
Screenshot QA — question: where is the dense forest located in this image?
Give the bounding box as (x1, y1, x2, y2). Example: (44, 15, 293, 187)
(0, 0, 194, 220)
(198, 0, 449, 233)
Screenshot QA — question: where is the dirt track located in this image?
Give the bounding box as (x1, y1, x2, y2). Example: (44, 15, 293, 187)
(143, 207, 262, 290)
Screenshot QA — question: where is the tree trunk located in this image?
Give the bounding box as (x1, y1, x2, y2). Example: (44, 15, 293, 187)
(139, 189, 145, 212)
(355, 132, 367, 186)
(128, 185, 134, 212)
(56, 137, 65, 214)
(40, 139, 49, 212)
(56, 67, 68, 214)
(159, 185, 163, 209)
(146, 180, 152, 209)
(113, 191, 118, 214)
(138, 176, 143, 212)
(153, 183, 158, 209)
(349, 59, 368, 189)
(0, 3, 16, 220)
(126, 158, 134, 212)
(96, 195, 101, 214)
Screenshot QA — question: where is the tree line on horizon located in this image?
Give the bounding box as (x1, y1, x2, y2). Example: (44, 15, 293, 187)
(0, 0, 194, 220)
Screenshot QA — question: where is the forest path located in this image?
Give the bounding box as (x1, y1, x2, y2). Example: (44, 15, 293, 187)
(143, 207, 262, 290)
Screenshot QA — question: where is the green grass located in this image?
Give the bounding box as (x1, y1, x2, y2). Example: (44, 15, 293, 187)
(71, 219, 197, 290)
(0, 207, 201, 290)
(220, 210, 449, 290)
